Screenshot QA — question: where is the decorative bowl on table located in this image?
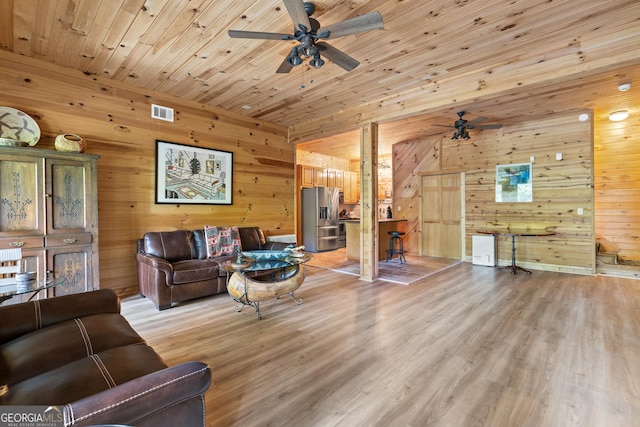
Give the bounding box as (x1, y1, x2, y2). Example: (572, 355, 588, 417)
(15, 271, 36, 282)
(15, 272, 37, 292)
(241, 250, 290, 261)
(284, 245, 305, 257)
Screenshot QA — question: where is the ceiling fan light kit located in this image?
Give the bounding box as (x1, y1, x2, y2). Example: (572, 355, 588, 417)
(432, 111, 503, 140)
(228, 1, 383, 73)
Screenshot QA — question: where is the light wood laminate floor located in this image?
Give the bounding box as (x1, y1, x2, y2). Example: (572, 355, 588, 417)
(121, 263, 640, 426)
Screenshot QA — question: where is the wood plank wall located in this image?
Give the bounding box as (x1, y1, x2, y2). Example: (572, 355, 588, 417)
(394, 113, 595, 274)
(594, 115, 640, 261)
(0, 50, 294, 296)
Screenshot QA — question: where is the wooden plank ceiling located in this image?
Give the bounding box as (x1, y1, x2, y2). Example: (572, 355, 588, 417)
(1, 0, 639, 159)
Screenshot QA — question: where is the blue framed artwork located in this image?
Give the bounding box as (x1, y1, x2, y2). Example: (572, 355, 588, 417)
(495, 162, 532, 203)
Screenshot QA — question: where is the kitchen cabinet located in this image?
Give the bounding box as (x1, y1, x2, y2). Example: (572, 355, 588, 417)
(0, 147, 100, 300)
(313, 167, 327, 187)
(297, 165, 357, 201)
(298, 165, 315, 188)
(343, 171, 359, 204)
(326, 169, 336, 188)
(335, 170, 344, 191)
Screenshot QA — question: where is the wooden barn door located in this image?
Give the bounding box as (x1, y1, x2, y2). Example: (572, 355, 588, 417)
(421, 173, 463, 259)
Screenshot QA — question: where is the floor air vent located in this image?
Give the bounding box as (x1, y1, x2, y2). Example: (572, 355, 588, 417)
(151, 104, 174, 122)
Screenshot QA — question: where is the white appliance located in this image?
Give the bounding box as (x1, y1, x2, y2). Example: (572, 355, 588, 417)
(302, 187, 339, 252)
(472, 234, 496, 266)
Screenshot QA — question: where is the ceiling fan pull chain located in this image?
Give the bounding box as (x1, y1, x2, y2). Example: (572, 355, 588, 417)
(300, 65, 306, 89)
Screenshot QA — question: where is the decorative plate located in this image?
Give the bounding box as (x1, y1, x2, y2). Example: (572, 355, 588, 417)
(0, 107, 41, 146)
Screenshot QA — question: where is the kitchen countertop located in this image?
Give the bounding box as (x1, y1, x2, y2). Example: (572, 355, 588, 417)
(343, 219, 408, 261)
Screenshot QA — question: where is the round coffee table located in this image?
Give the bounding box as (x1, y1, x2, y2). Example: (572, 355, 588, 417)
(220, 250, 312, 319)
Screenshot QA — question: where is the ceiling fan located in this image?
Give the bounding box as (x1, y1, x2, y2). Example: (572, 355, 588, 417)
(432, 111, 503, 140)
(228, 0, 383, 73)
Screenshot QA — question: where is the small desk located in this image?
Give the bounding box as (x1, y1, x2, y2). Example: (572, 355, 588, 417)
(477, 229, 556, 274)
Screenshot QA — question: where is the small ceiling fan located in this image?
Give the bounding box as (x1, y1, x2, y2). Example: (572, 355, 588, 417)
(432, 111, 503, 140)
(228, 0, 383, 73)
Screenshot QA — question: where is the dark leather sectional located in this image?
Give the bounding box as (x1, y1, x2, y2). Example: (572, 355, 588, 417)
(0, 289, 211, 426)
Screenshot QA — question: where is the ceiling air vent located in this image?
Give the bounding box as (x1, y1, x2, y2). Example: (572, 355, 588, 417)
(151, 104, 174, 122)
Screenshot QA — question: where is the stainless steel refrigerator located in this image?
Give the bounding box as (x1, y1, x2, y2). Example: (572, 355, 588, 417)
(302, 187, 339, 252)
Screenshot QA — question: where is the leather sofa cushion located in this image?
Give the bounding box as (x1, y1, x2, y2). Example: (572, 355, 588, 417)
(193, 229, 209, 259)
(144, 230, 195, 262)
(0, 313, 145, 385)
(4, 343, 167, 405)
(238, 227, 266, 251)
(172, 259, 220, 284)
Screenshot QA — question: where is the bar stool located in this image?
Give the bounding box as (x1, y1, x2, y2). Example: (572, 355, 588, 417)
(386, 231, 406, 263)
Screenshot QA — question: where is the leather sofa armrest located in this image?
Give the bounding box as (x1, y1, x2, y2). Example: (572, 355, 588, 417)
(263, 241, 292, 250)
(136, 253, 174, 278)
(63, 361, 211, 426)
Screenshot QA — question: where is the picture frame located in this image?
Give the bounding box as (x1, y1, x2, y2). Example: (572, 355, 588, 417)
(495, 162, 532, 203)
(155, 140, 233, 205)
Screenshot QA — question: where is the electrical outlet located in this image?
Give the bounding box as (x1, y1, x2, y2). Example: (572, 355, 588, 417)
(578, 208, 584, 215)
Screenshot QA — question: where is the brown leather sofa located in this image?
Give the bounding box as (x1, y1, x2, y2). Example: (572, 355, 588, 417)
(136, 226, 291, 310)
(0, 289, 211, 426)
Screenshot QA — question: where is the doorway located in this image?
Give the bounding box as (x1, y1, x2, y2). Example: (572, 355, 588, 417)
(420, 173, 464, 259)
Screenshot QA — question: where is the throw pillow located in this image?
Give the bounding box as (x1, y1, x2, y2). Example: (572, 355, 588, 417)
(204, 226, 242, 258)
(204, 225, 221, 258)
(219, 226, 242, 256)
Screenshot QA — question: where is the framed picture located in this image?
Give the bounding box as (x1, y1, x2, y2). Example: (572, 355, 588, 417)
(155, 140, 233, 204)
(495, 162, 532, 203)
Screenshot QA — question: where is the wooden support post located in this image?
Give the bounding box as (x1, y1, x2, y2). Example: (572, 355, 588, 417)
(359, 122, 379, 281)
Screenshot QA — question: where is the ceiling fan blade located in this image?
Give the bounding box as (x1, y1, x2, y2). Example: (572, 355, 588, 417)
(283, 0, 311, 33)
(228, 30, 292, 40)
(276, 57, 294, 74)
(473, 124, 503, 129)
(318, 11, 384, 39)
(316, 42, 360, 71)
(466, 116, 488, 126)
(431, 124, 455, 128)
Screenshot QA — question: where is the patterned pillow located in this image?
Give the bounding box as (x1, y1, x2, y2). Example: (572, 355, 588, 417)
(204, 226, 241, 258)
(204, 225, 221, 257)
(219, 226, 242, 256)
